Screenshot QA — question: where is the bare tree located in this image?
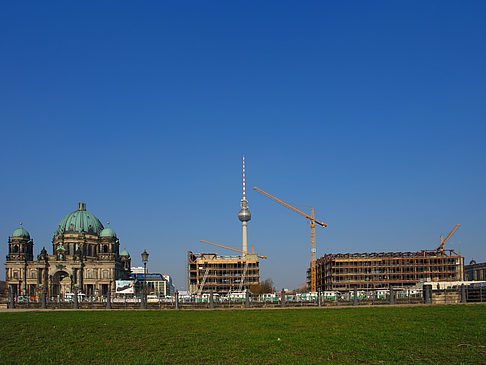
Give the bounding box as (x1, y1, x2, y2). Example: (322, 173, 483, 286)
(250, 278, 275, 295)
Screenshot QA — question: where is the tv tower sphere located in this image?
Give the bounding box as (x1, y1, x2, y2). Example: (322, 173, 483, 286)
(238, 199, 251, 222)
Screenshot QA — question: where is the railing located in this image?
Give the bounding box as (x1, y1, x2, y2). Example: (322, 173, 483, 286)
(4, 286, 486, 310)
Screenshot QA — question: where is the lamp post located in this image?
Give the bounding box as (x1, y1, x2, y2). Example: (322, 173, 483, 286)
(74, 283, 79, 310)
(23, 257, 28, 297)
(106, 281, 111, 310)
(141, 250, 149, 309)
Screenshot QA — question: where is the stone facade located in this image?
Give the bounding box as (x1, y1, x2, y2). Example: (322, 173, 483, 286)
(465, 260, 486, 281)
(5, 203, 131, 299)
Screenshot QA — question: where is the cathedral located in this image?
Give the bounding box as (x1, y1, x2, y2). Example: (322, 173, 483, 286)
(5, 202, 131, 298)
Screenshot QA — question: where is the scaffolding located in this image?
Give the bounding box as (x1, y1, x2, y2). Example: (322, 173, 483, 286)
(307, 249, 464, 291)
(187, 251, 260, 295)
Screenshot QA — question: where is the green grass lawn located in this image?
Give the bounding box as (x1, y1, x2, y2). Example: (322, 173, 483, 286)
(1, 305, 485, 364)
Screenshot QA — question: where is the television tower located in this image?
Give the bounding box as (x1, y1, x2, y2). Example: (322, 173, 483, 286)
(238, 155, 251, 256)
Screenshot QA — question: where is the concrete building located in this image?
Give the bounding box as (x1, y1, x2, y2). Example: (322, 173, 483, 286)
(308, 249, 464, 291)
(465, 260, 486, 281)
(162, 274, 175, 296)
(131, 266, 145, 274)
(131, 272, 168, 297)
(130, 267, 175, 296)
(4, 202, 132, 298)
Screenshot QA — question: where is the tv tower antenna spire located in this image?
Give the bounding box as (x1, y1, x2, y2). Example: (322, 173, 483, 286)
(242, 154, 246, 200)
(238, 154, 251, 256)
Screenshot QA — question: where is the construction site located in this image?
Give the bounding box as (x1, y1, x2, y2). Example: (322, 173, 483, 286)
(308, 249, 463, 292)
(307, 225, 464, 291)
(187, 250, 260, 295)
(188, 156, 466, 296)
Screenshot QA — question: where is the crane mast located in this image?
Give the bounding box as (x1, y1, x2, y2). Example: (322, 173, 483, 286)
(310, 207, 316, 293)
(252, 186, 327, 292)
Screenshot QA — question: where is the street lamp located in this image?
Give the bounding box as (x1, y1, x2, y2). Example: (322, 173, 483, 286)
(141, 250, 149, 309)
(73, 283, 79, 309)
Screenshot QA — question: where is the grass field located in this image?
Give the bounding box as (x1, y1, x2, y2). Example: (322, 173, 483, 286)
(1, 305, 485, 364)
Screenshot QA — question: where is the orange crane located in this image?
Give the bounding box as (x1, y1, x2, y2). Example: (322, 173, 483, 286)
(436, 224, 460, 255)
(252, 186, 327, 292)
(200, 240, 268, 259)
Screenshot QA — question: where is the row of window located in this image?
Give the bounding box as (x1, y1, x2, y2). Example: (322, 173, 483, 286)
(328, 259, 460, 267)
(53, 243, 118, 256)
(329, 266, 460, 274)
(330, 273, 459, 282)
(466, 269, 486, 281)
(6, 268, 112, 280)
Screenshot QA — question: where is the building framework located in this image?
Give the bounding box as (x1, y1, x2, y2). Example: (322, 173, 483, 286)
(187, 251, 260, 295)
(308, 249, 464, 291)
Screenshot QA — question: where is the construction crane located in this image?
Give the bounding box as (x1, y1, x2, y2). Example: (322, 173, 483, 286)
(252, 186, 327, 292)
(200, 240, 267, 259)
(436, 224, 460, 255)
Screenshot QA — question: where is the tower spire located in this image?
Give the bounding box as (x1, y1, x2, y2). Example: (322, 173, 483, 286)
(242, 154, 246, 200)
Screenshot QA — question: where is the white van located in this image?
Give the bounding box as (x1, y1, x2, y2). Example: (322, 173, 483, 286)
(64, 292, 85, 302)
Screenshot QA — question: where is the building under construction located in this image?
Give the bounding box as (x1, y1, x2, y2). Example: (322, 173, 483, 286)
(308, 249, 464, 291)
(307, 225, 464, 291)
(187, 251, 260, 295)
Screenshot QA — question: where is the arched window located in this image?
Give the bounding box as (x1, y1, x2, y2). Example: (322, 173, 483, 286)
(103, 245, 108, 253)
(13, 245, 19, 253)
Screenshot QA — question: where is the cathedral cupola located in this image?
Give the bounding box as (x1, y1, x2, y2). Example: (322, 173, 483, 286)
(8, 223, 34, 261)
(99, 222, 119, 258)
(120, 248, 131, 272)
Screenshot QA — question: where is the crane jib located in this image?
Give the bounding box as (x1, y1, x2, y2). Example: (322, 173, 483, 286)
(253, 186, 328, 227)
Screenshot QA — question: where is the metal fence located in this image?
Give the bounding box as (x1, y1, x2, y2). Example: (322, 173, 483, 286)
(4, 285, 486, 310)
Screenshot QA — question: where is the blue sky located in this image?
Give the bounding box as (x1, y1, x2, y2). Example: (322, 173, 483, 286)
(1, 2, 485, 289)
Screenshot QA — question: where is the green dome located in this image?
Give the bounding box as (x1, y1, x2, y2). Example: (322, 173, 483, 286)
(12, 225, 30, 239)
(120, 248, 130, 257)
(55, 202, 104, 236)
(100, 227, 117, 238)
